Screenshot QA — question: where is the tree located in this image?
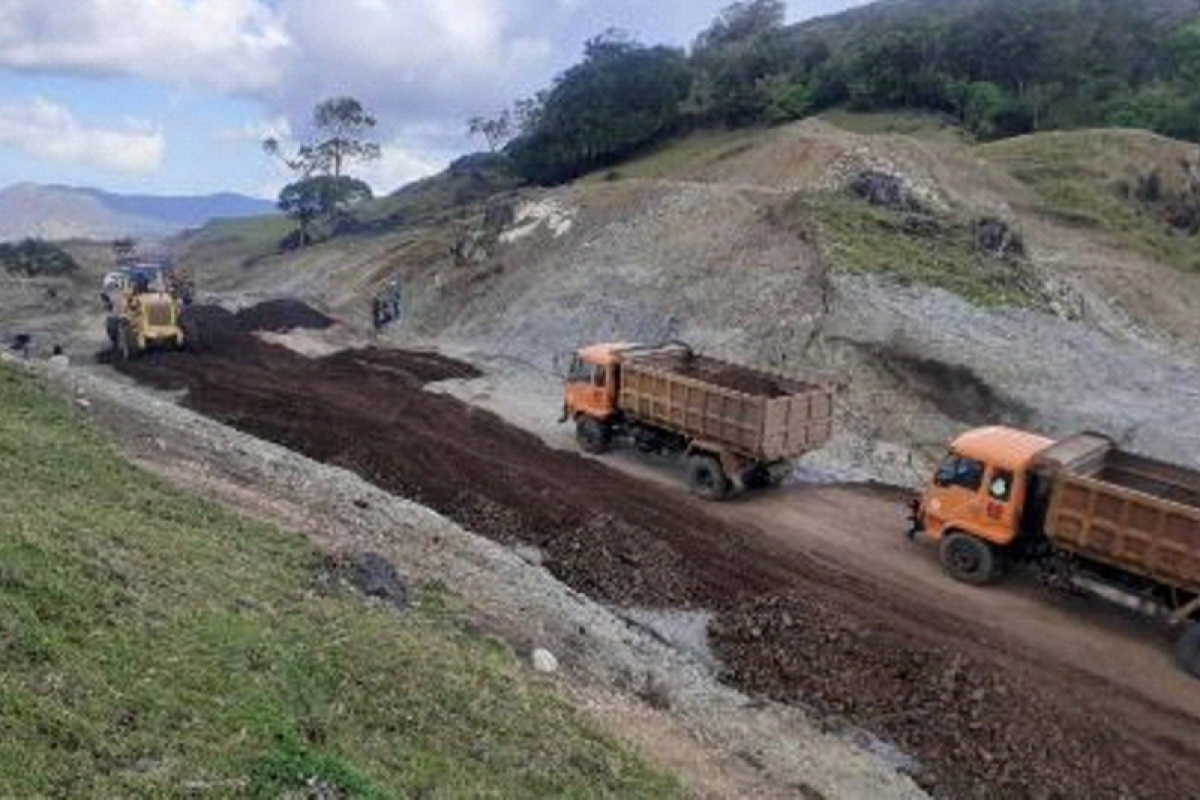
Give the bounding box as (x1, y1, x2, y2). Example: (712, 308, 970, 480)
(504, 31, 691, 184)
(693, 0, 785, 52)
(1169, 22, 1200, 86)
(689, 0, 795, 125)
(0, 239, 79, 276)
(467, 111, 513, 152)
(277, 176, 373, 246)
(264, 97, 381, 178)
(311, 97, 381, 177)
(264, 97, 380, 245)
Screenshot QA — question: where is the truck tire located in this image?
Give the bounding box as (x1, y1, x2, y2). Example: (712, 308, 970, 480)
(575, 417, 611, 454)
(688, 455, 731, 501)
(939, 532, 999, 586)
(1177, 623, 1200, 679)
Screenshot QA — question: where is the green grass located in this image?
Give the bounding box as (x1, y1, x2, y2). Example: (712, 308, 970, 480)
(173, 214, 294, 290)
(983, 131, 1200, 272)
(820, 109, 968, 142)
(581, 128, 764, 183)
(786, 191, 1047, 309)
(0, 363, 677, 798)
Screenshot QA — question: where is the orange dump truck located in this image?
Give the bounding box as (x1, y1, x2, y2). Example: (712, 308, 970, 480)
(561, 341, 836, 499)
(909, 426, 1200, 678)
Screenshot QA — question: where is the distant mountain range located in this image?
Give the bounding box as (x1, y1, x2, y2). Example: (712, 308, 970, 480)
(0, 183, 274, 242)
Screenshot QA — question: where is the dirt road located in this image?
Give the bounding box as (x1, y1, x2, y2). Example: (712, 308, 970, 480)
(107, 305, 1200, 798)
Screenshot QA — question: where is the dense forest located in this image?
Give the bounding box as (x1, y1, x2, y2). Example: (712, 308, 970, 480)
(477, 0, 1200, 184)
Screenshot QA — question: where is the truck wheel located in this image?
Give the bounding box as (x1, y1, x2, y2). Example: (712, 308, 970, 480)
(688, 455, 731, 501)
(575, 417, 611, 454)
(939, 532, 999, 586)
(1177, 623, 1200, 679)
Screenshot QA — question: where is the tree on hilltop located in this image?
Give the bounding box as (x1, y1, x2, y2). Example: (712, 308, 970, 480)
(263, 97, 381, 246)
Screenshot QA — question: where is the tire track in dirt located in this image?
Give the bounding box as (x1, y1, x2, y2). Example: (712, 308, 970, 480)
(105, 303, 1200, 798)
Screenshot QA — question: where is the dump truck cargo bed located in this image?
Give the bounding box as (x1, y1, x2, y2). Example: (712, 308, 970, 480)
(1036, 434, 1200, 593)
(618, 349, 835, 462)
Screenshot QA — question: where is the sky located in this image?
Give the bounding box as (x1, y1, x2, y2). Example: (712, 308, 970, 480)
(0, 0, 872, 199)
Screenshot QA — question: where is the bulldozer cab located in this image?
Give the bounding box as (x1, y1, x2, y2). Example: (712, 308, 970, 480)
(563, 344, 624, 421)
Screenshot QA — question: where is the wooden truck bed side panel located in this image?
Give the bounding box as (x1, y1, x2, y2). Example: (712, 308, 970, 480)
(619, 356, 834, 460)
(619, 364, 765, 454)
(1040, 435, 1200, 593)
(762, 392, 835, 462)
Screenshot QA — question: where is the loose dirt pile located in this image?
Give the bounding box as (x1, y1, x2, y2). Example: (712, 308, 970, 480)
(105, 303, 1200, 798)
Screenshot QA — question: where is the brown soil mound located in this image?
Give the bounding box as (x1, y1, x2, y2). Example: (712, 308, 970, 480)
(106, 313, 1200, 799)
(233, 298, 334, 333)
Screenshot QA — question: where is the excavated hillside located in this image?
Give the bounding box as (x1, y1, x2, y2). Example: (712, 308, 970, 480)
(170, 117, 1200, 482)
(8, 115, 1200, 797)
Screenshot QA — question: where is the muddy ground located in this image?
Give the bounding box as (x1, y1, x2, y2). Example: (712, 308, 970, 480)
(105, 303, 1200, 799)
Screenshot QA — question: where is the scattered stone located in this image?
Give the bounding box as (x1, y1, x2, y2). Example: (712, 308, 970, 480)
(638, 669, 673, 710)
(848, 171, 924, 213)
(513, 544, 545, 567)
(352, 551, 408, 612)
(973, 217, 1024, 257)
(531, 648, 558, 673)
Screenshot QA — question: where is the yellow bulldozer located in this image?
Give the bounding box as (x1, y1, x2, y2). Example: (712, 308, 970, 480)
(102, 262, 193, 359)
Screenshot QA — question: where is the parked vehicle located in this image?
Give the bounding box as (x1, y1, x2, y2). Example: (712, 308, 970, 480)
(561, 341, 836, 499)
(910, 426, 1200, 678)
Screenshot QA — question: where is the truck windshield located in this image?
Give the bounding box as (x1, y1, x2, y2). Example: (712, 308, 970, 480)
(936, 454, 985, 491)
(568, 358, 594, 383)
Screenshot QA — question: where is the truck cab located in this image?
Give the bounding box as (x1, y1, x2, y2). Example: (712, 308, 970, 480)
(911, 426, 1053, 581)
(563, 343, 628, 423)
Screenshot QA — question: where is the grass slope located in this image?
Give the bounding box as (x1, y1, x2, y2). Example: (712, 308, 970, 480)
(0, 363, 676, 798)
(983, 130, 1200, 272)
(783, 191, 1047, 309)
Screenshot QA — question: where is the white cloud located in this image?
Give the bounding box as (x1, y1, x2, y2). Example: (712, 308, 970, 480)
(0, 1, 872, 192)
(363, 140, 443, 194)
(215, 115, 292, 145)
(0, 97, 164, 174)
(0, 0, 289, 93)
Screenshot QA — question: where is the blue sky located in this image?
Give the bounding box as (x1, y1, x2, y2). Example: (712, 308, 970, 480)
(0, 0, 871, 199)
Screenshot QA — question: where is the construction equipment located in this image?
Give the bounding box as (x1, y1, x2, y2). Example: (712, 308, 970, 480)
(909, 426, 1200, 678)
(102, 261, 190, 359)
(560, 341, 837, 499)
